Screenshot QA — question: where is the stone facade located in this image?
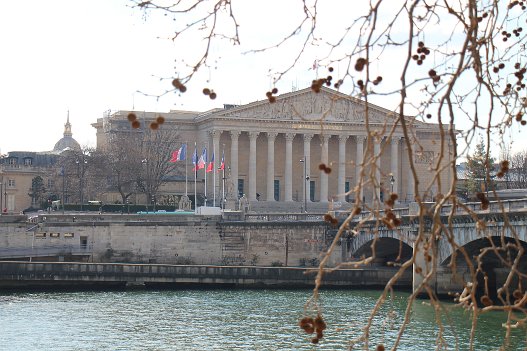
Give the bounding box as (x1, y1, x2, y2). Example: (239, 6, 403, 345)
(0, 114, 80, 213)
(93, 87, 454, 209)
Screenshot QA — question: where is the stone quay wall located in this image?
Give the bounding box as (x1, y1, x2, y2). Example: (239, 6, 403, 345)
(0, 261, 412, 290)
(0, 213, 342, 268)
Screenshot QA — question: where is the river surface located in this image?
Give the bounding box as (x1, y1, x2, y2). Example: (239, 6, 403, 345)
(0, 288, 525, 350)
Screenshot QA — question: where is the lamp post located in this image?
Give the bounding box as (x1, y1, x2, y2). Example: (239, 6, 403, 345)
(141, 159, 149, 211)
(76, 159, 87, 212)
(61, 167, 65, 214)
(299, 156, 308, 213)
(390, 173, 395, 194)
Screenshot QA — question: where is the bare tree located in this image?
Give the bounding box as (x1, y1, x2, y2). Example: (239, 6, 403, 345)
(101, 132, 145, 204)
(58, 147, 96, 204)
(130, 1, 527, 349)
(510, 150, 527, 189)
(137, 125, 181, 204)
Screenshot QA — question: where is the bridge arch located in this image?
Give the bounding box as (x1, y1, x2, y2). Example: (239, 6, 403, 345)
(438, 220, 527, 266)
(352, 237, 413, 265)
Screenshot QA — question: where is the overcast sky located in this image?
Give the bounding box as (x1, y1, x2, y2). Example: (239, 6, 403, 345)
(1, 0, 525, 157)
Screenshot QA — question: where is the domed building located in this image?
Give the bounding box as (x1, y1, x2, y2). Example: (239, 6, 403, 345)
(52, 112, 81, 153)
(0, 113, 82, 213)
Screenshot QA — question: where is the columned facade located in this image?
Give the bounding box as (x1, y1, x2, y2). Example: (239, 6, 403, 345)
(266, 132, 277, 201)
(337, 135, 348, 201)
(303, 134, 313, 203)
(320, 135, 329, 203)
(284, 133, 295, 202)
(92, 87, 452, 211)
(230, 131, 241, 199)
(248, 132, 259, 201)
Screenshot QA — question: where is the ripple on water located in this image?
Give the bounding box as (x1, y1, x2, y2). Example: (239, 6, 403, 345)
(0, 289, 525, 350)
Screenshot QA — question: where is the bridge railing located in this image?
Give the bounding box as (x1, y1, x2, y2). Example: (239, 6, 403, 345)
(244, 213, 325, 222)
(0, 244, 92, 259)
(437, 198, 527, 215)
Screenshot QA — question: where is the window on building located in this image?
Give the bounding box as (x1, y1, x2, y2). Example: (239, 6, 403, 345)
(8, 179, 15, 187)
(345, 181, 351, 202)
(7, 158, 17, 165)
(23, 158, 32, 166)
(237, 179, 244, 199)
(274, 180, 280, 201)
(310, 181, 316, 202)
(47, 179, 54, 188)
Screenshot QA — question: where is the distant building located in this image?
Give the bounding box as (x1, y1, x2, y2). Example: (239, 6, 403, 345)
(0, 114, 80, 213)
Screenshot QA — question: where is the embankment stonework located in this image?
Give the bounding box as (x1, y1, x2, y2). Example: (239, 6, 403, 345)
(0, 214, 341, 267)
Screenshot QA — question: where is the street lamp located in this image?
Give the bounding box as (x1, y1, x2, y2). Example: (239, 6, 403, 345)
(75, 159, 87, 211)
(141, 159, 149, 211)
(299, 156, 309, 213)
(61, 167, 65, 214)
(389, 173, 395, 193)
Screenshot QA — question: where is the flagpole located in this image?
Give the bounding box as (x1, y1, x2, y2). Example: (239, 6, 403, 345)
(194, 142, 197, 214)
(221, 146, 225, 210)
(204, 165, 207, 207)
(222, 165, 225, 210)
(185, 143, 188, 197)
(213, 160, 216, 207)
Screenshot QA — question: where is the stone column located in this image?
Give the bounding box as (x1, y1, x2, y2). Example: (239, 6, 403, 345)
(407, 139, 414, 202)
(284, 133, 295, 202)
(390, 137, 399, 195)
(230, 131, 241, 200)
(266, 132, 278, 201)
(355, 136, 365, 203)
(374, 138, 381, 201)
(248, 131, 259, 201)
(320, 135, 330, 203)
(303, 134, 313, 202)
(211, 130, 221, 206)
(337, 135, 348, 201)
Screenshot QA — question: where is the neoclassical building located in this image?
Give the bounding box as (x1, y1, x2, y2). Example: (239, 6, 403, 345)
(93, 87, 454, 210)
(0, 115, 81, 213)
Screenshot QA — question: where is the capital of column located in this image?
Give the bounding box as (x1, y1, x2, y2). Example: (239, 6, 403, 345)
(338, 134, 349, 143)
(355, 135, 366, 143)
(249, 131, 260, 140)
(266, 132, 278, 141)
(303, 133, 314, 142)
(209, 130, 222, 139)
(320, 134, 331, 144)
(230, 130, 241, 139)
(391, 136, 402, 145)
(285, 133, 296, 142)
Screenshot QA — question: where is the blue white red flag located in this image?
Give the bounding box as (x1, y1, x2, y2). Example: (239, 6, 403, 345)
(218, 151, 225, 172)
(206, 152, 215, 173)
(197, 148, 207, 170)
(192, 147, 198, 171)
(169, 144, 187, 162)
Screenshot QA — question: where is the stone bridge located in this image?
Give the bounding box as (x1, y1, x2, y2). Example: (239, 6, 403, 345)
(340, 199, 527, 297)
(343, 201, 527, 266)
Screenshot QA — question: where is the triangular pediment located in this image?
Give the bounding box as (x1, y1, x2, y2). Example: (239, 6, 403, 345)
(212, 87, 397, 124)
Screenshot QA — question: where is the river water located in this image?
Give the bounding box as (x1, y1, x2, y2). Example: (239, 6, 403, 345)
(0, 288, 525, 350)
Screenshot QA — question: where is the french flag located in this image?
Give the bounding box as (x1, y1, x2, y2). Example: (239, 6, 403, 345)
(192, 147, 198, 171)
(169, 144, 186, 162)
(217, 151, 225, 172)
(206, 152, 215, 173)
(196, 148, 207, 170)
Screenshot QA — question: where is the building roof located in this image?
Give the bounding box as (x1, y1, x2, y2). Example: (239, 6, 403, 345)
(52, 112, 81, 153)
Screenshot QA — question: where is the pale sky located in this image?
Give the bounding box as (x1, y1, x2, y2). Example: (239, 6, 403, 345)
(1, 0, 525, 157)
